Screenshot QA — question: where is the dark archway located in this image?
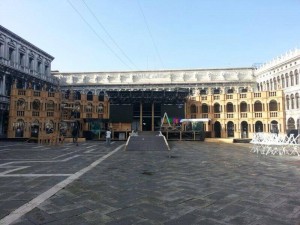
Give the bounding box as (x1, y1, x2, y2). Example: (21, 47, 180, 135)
(227, 121, 234, 137)
(270, 120, 278, 134)
(214, 121, 221, 138)
(255, 121, 263, 132)
(241, 121, 248, 138)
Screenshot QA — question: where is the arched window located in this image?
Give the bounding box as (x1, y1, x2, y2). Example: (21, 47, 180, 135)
(287, 117, 295, 130)
(190, 104, 197, 113)
(256, 83, 260, 91)
(285, 73, 289, 87)
(98, 103, 104, 113)
(259, 83, 262, 91)
(87, 91, 93, 101)
(46, 100, 55, 111)
(85, 103, 93, 112)
(273, 78, 277, 90)
(226, 103, 234, 112)
(202, 104, 209, 113)
(17, 98, 26, 110)
(240, 102, 247, 112)
(241, 88, 248, 93)
(266, 81, 270, 91)
(227, 88, 234, 94)
(213, 88, 220, 94)
(200, 89, 207, 95)
(254, 101, 262, 112)
(296, 93, 299, 109)
(74, 91, 81, 100)
(286, 95, 290, 110)
(98, 92, 105, 101)
(295, 69, 299, 85)
(291, 94, 295, 109)
(277, 76, 281, 88)
(281, 74, 285, 88)
(269, 100, 278, 111)
(214, 103, 221, 113)
(32, 99, 41, 111)
(270, 79, 273, 90)
(290, 71, 294, 86)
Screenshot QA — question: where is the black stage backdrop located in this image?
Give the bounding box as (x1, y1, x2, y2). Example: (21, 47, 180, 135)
(161, 104, 185, 118)
(110, 104, 133, 123)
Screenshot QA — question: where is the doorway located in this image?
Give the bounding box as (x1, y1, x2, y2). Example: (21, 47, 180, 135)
(241, 121, 248, 138)
(214, 121, 221, 138)
(227, 121, 234, 137)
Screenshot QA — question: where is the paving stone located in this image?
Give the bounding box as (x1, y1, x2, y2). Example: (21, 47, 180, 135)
(250, 216, 292, 225)
(25, 208, 57, 224)
(163, 212, 198, 225)
(1, 141, 300, 225)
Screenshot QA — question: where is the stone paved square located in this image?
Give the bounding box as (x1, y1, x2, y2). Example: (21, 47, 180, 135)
(0, 141, 300, 225)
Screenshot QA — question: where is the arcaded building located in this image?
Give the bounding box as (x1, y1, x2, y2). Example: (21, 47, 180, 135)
(0, 25, 59, 139)
(0, 24, 298, 140)
(255, 49, 300, 134)
(52, 68, 285, 140)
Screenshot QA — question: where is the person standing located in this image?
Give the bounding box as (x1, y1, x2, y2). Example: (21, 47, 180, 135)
(106, 129, 111, 146)
(72, 125, 78, 146)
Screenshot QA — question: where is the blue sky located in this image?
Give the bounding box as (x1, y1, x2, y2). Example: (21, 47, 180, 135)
(0, 0, 299, 72)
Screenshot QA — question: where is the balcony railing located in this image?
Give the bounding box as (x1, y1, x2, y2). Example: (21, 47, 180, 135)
(226, 94, 233, 99)
(240, 112, 247, 118)
(270, 112, 278, 117)
(17, 111, 24, 116)
(240, 94, 247, 98)
(201, 113, 208, 118)
(32, 111, 39, 117)
(18, 90, 26, 96)
(254, 112, 262, 117)
(214, 113, 220, 118)
(47, 112, 54, 117)
(48, 92, 55, 97)
(226, 113, 234, 118)
(33, 91, 40, 97)
(254, 93, 261, 98)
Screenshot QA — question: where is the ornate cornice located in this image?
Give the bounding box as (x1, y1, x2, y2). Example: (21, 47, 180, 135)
(53, 68, 255, 86)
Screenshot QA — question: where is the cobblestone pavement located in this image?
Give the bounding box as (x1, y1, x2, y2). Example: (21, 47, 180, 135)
(0, 141, 300, 225)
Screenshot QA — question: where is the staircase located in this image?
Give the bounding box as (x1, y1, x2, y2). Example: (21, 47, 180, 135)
(125, 131, 170, 151)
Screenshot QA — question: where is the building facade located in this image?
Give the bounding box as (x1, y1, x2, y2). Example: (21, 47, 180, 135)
(52, 68, 285, 139)
(255, 49, 300, 134)
(0, 25, 59, 138)
(1, 24, 298, 140)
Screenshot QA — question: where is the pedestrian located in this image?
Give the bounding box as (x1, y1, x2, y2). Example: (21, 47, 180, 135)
(106, 129, 111, 146)
(72, 125, 78, 146)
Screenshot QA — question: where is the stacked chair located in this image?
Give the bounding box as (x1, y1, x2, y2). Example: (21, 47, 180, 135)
(250, 133, 300, 156)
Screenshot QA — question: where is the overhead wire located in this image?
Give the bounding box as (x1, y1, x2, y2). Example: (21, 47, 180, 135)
(67, 0, 133, 70)
(137, 0, 165, 69)
(81, 0, 139, 70)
